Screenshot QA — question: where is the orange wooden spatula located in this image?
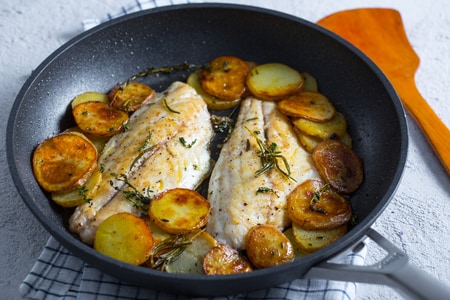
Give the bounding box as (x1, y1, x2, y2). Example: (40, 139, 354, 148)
(317, 8, 450, 175)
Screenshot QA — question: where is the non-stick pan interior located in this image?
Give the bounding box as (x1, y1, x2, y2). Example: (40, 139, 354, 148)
(7, 4, 407, 296)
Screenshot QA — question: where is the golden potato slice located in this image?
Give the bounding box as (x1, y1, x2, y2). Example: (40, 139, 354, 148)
(144, 217, 172, 245)
(199, 56, 251, 101)
(109, 81, 156, 112)
(73, 101, 129, 137)
(294, 128, 322, 153)
(301, 72, 318, 92)
(312, 139, 363, 194)
(149, 188, 210, 234)
(245, 225, 294, 269)
(287, 179, 352, 230)
(51, 168, 102, 207)
(32, 133, 98, 193)
(71, 91, 110, 109)
(64, 127, 110, 154)
(203, 244, 253, 275)
(246, 63, 303, 101)
(292, 111, 347, 140)
(187, 70, 241, 110)
(292, 222, 347, 253)
(94, 212, 153, 265)
(166, 231, 218, 274)
(294, 128, 353, 153)
(282, 227, 308, 258)
(277, 91, 335, 122)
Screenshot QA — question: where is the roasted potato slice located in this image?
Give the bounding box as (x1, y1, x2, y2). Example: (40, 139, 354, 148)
(301, 72, 318, 92)
(165, 231, 218, 274)
(73, 101, 129, 137)
(246, 63, 303, 101)
(94, 212, 154, 265)
(71, 91, 110, 109)
(199, 56, 251, 101)
(292, 111, 347, 140)
(187, 70, 241, 110)
(277, 91, 335, 122)
(294, 128, 322, 153)
(64, 127, 110, 154)
(51, 168, 102, 207)
(245, 225, 294, 269)
(283, 227, 308, 258)
(292, 222, 347, 253)
(203, 243, 253, 275)
(149, 188, 210, 234)
(287, 179, 352, 230)
(109, 81, 156, 112)
(312, 139, 363, 194)
(295, 128, 353, 153)
(32, 132, 98, 193)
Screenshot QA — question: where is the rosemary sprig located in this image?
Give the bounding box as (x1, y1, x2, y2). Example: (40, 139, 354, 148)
(309, 183, 330, 214)
(256, 186, 279, 198)
(245, 126, 295, 182)
(179, 137, 197, 148)
(163, 97, 180, 114)
(109, 173, 153, 212)
(148, 230, 203, 271)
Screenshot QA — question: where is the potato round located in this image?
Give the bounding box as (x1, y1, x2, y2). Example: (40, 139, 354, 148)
(203, 244, 253, 275)
(165, 231, 218, 274)
(246, 63, 303, 100)
(73, 101, 129, 137)
(287, 179, 352, 230)
(109, 81, 156, 112)
(51, 168, 102, 207)
(312, 139, 363, 194)
(292, 111, 347, 140)
(71, 91, 110, 109)
(277, 91, 335, 122)
(292, 222, 347, 253)
(199, 56, 250, 101)
(301, 72, 318, 92)
(94, 212, 154, 265)
(187, 70, 241, 110)
(149, 188, 210, 234)
(245, 225, 294, 269)
(32, 133, 98, 193)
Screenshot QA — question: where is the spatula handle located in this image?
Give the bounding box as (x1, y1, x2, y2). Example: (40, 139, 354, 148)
(394, 77, 450, 175)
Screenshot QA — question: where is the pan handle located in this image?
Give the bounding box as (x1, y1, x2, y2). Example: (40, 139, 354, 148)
(304, 228, 450, 300)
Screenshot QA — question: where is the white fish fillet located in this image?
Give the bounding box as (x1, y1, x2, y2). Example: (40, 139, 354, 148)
(206, 97, 319, 249)
(69, 82, 213, 244)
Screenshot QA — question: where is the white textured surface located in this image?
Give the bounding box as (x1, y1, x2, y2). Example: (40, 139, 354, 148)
(1, 0, 449, 299)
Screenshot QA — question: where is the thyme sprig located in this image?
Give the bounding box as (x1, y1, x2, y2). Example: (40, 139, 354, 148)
(163, 97, 180, 114)
(245, 126, 295, 182)
(309, 183, 330, 214)
(78, 186, 92, 203)
(129, 62, 202, 81)
(109, 173, 153, 212)
(148, 230, 204, 271)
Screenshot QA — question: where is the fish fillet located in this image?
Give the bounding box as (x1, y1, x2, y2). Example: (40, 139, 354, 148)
(69, 82, 213, 244)
(206, 97, 319, 249)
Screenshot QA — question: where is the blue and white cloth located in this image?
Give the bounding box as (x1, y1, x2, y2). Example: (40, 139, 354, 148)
(20, 1, 367, 299)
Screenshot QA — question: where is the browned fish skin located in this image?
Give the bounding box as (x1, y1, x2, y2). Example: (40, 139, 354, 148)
(69, 82, 213, 244)
(206, 97, 319, 249)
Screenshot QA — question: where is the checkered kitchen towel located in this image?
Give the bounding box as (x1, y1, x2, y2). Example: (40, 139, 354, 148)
(20, 1, 367, 299)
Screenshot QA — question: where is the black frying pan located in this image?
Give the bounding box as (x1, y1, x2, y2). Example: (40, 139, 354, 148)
(7, 4, 449, 299)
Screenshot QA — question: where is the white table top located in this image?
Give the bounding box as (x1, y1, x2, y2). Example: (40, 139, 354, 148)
(1, 0, 449, 299)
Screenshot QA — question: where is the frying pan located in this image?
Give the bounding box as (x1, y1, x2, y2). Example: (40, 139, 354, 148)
(6, 4, 449, 299)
